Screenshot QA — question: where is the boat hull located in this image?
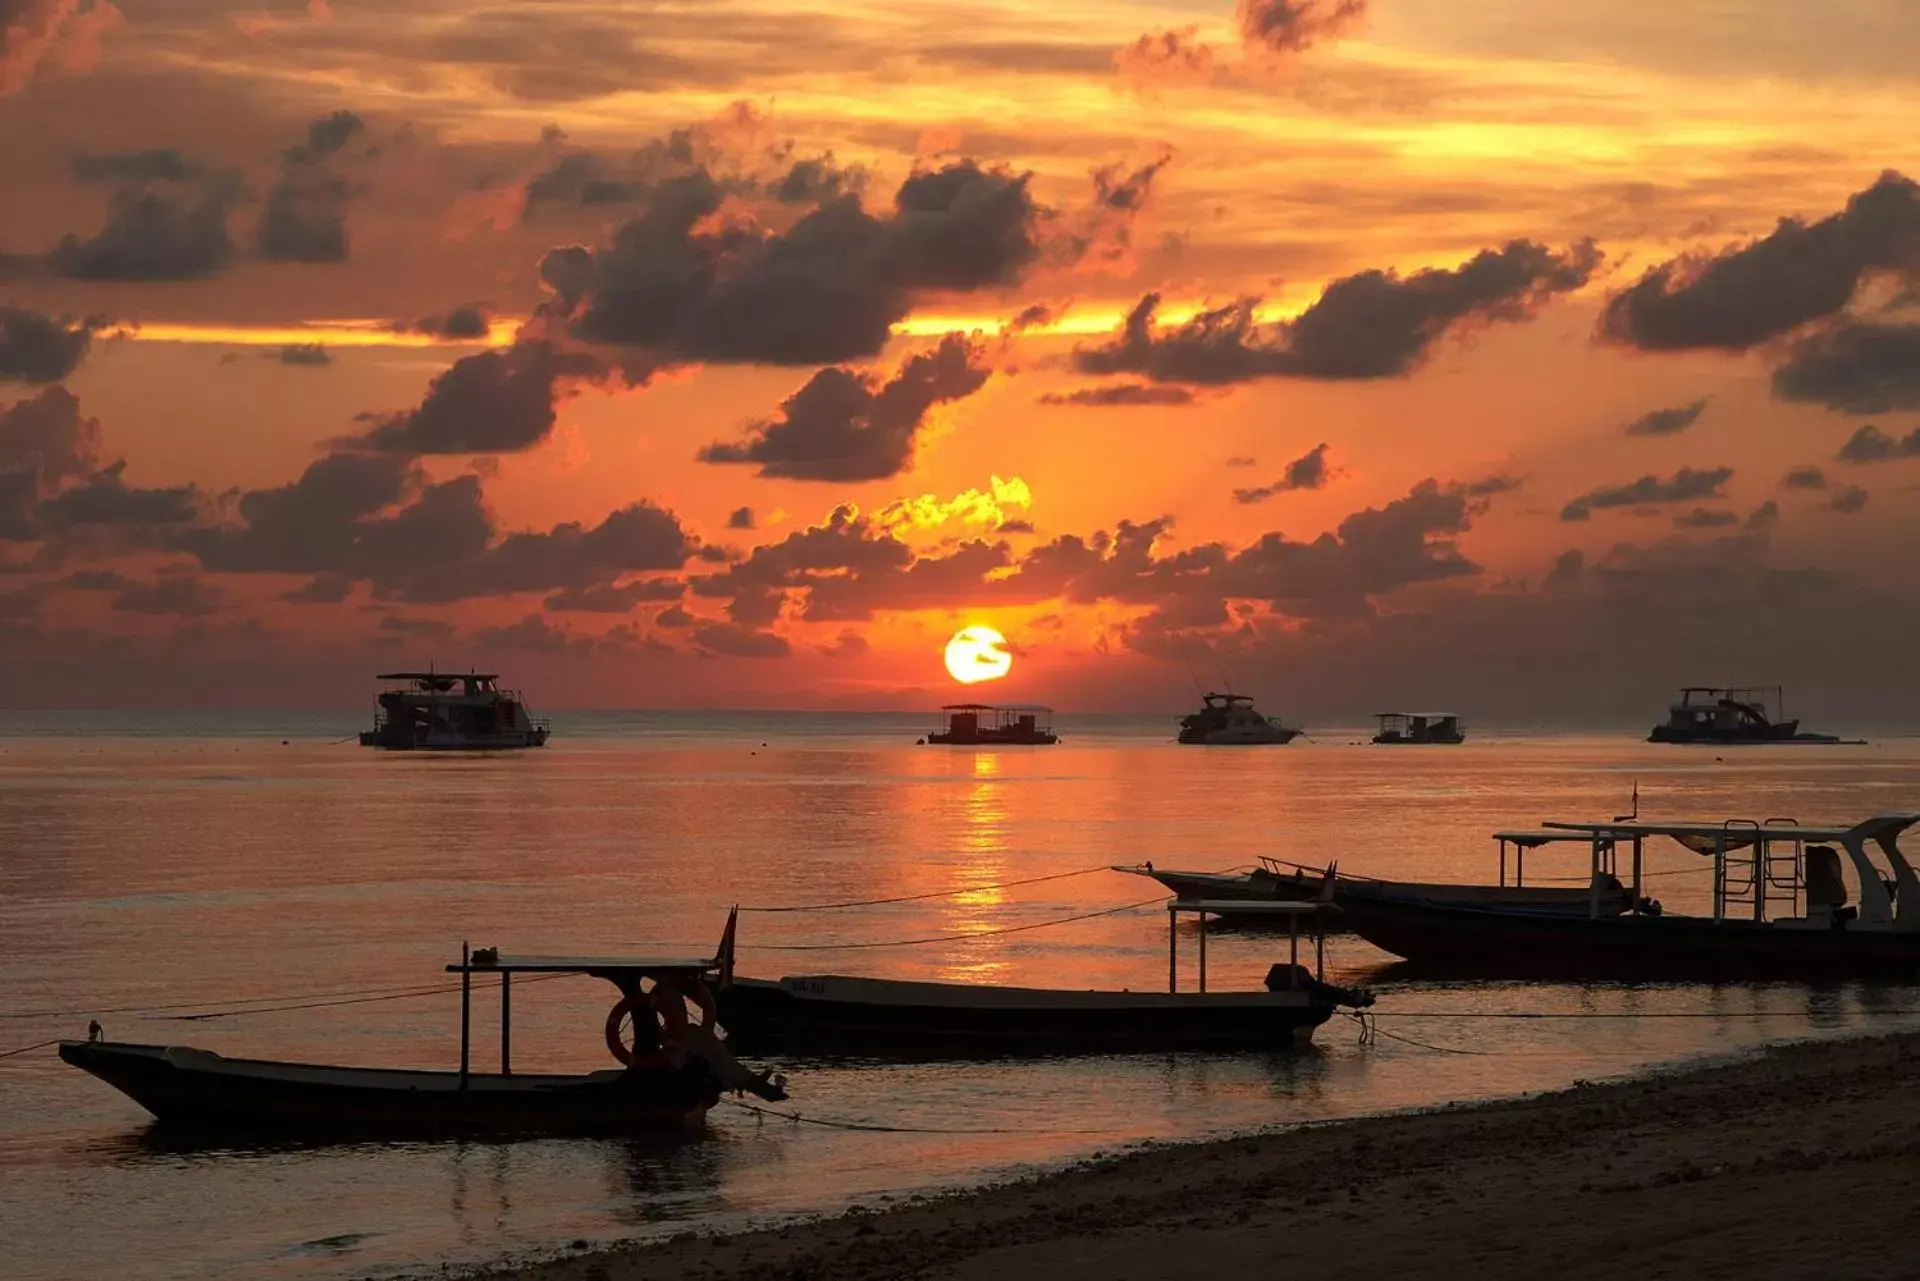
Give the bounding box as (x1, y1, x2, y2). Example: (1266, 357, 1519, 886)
(1176, 728, 1302, 745)
(1338, 894, 1920, 980)
(716, 975, 1334, 1057)
(358, 728, 550, 750)
(924, 732, 1058, 745)
(1119, 867, 1631, 928)
(60, 1041, 719, 1137)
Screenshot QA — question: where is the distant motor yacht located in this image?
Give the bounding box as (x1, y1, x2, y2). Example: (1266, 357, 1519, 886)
(358, 671, 551, 751)
(1648, 686, 1842, 745)
(1177, 693, 1302, 745)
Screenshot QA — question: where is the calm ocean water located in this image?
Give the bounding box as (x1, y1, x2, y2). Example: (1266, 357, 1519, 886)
(2, 711, 1917, 1281)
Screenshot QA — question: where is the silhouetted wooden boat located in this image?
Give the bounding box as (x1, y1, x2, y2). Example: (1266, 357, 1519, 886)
(61, 946, 786, 1137)
(1113, 831, 1641, 927)
(1338, 814, 1920, 979)
(714, 903, 1372, 1057)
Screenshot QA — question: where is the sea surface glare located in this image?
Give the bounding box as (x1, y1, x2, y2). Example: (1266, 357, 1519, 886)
(1, 710, 1916, 1281)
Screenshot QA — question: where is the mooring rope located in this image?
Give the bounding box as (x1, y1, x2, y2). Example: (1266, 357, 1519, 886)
(720, 1097, 1118, 1135)
(736, 865, 1119, 913)
(748, 896, 1171, 950)
(0, 1036, 62, 1062)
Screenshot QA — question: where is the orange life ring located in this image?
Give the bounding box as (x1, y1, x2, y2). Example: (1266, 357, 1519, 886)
(604, 994, 674, 1068)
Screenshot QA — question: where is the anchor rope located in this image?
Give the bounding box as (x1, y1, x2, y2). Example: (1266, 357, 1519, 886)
(746, 896, 1171, 951)
(735, 865, 1119, 913)
(0, 1036, 62, 1061)
(719, 1097, 1119, 1135)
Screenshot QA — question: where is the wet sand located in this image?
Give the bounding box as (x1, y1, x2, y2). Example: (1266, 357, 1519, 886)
(482, 1031, 1920, 1281)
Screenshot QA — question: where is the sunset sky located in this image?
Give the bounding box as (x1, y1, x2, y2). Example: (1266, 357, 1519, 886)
(3, 0, 1919, 717)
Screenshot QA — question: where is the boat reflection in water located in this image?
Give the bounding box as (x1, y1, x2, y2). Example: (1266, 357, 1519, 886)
(1337, 813, 1920, 979)
(60, 943, 787, 1139)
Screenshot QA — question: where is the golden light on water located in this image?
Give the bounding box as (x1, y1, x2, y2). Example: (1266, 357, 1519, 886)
(944, 625, 1012, 684)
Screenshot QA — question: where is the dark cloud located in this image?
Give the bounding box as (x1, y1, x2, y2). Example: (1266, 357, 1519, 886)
(258, 112, 367, 264)
(377, 615, 458, 639)
(1238, 0, 1367, 55)
(72, 149, 207, 185)
(475, 614, 585, 656)
(1038, 383, 1196, 407)
(773, 153, 867, 206)
(1544, 549, 1584, 589)
(693, 621, 791, 658)
(0, 385, 100, 491)
(1836, 423, 1920, 464)
(111, 575, 222, 617)
(1782, 465, 1829, 489)
(1448, 474, 1525, 499)
(1828, 484, 1870, 514)
(187, 452, 422, 574)
(1673, 507, 1740, 529)
(37, 461, 198, 530)
(49, 180, 240, 281)
(277, 343, 332, 367)
(1076, 240, 1599, 384)
(1622, 397, 1710, 437)
(1115, 28, 1217, 81)
(726, 506, 755, 529)
(0, 470, 36, 540)
(359, 339, 607, 454)
(1232, 442, 1333, 504)
(1561, 466, 1735, 521)
(1598, 171, 1920, 351)
(1772, 322, 1920, 413)
(545, 160, 1042, 366)
(0, 305, 99, 384)
(544, 577, 684, 612)
(1746, 500, 1781, 531)
(699, 333, 991, 481)
(401, 305, 493, 341)
(1225, 455, 1258, 468)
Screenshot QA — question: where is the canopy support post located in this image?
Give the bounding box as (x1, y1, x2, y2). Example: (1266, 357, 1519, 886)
(1198, 908, 1208, 995)
(1289, 911, 1299, 984)
(459, 940, 471, 1090)
(500, 970, 512, 1076)
(1167, 903, 1177, 994)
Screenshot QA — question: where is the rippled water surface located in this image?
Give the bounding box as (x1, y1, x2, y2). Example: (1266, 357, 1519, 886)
(2, 711, 1917, 1281)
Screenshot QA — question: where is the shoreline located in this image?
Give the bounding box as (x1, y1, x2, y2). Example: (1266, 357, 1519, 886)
(468, 1029, 1920, 1281)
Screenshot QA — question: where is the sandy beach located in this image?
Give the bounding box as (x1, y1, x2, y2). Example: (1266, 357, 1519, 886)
(484, 1031, 1920, 1281)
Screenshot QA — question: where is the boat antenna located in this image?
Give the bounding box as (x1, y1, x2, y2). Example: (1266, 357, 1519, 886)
(1612, 779, 1639, 823)
(1185, 661, 1205, 697)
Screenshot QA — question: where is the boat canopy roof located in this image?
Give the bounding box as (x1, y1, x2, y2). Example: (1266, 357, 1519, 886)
(940, 702, 1053, 712)
(1541, 814, 1920, 844)
(448, 952, 718, 977)
(379, 671, 499, 681)
(1374, 710, 1460, 719)
(1492, 830, 1615, 848)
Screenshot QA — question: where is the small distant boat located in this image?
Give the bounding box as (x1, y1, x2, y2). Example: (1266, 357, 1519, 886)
(1372, 712, 1465, 745)
(1177, 692, 1302, 744)
(1648, 686, 1845, 745)
(715, 905, 1373, 1057)
(61, 943, 787, 1138)
(925, 703, 1058, 745)
(358, 670, 551, 750)
(1337, 813, 1920, 979)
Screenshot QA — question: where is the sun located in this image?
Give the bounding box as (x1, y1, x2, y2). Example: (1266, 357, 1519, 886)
(944, 625, 1012, 684)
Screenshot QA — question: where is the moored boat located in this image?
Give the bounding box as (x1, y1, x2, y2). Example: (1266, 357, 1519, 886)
(358, 670, 551, 750)
(1372, 712, 1465, 744)
(924, 703, 1059, 745)
(1177, 692, 1302, 744)
(714, 903, 1372, 1057)
(61, 945, 787, 1137)
(1336, 813, 1920, 979)
(1113, 831, 1640, 923)
(1647, 686, 1845, 744)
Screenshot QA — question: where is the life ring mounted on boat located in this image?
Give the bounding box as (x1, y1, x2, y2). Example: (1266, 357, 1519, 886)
(603, 977, 719, 1068)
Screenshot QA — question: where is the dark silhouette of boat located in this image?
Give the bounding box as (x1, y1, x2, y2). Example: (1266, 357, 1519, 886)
(714, 904, 1371, 1056)
(1648, 686, 1843, 744)
(1335, 814, 1920, 979)
(1372, 712, 1464, 744)
(358, 670, 551, 750)
(60, 945, 785, 1137)
(924, 703, 1058, 745)
(1177, 692, 1302, 744)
